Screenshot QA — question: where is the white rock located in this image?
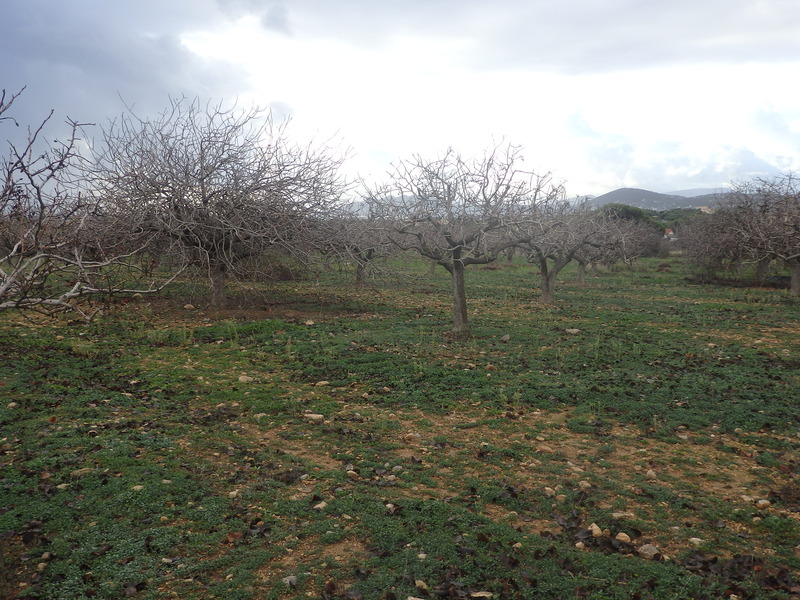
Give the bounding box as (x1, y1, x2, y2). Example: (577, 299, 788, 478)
(637, 544, 660, 560)
(615, 532, 631, 543)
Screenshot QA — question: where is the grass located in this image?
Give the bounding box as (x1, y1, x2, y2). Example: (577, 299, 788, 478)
(1, 256, 799, 599)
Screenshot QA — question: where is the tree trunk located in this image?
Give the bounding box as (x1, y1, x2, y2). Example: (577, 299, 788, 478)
(790, 259, 800, 297)
(754, 257, 770, 283)
(539, 257, 555, 304)
(447, 256, 470, 336)
(576, 261, 587, 285)
(210, 261, 227, 307)
(355, 258, 367, 284)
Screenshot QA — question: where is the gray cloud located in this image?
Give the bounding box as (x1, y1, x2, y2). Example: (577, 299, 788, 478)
(266, 0, 800, 73)
(2, 0, 250, 143)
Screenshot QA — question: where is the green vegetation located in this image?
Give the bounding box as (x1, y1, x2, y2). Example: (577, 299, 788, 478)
(2, 257, 799, 599)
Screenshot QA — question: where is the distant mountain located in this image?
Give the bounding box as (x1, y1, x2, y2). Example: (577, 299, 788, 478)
(667, 187, 728, 198)
(589, 187, 719, 210)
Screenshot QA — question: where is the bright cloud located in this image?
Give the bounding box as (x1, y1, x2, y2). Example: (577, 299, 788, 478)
(3, 0, 800, 195)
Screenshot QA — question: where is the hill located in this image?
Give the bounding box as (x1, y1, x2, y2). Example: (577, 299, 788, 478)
(590, 187, 719, 210)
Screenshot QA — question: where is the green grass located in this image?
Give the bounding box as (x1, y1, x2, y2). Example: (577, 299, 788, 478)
(1, 256, 799, 599)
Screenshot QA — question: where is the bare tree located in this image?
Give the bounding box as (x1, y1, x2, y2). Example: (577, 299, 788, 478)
(680, 208, 748, 279)
(518, 200, 605, 303)
(681, 174, 800, 293)
(366, 144, 558, 336)
(89, 97, 348, 306)
(0, 88, 162, 318)
(726, 174, 800, 294)
(311, 201, 392, 284)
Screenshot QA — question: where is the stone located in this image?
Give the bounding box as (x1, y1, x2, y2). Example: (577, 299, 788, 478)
(756, 499, 771, 509)
(500, 334, 511, 343)
(183, 304, 195, 310)
(346, 470, 359, 480)
(313, 501, 328, 510)
(575, 541, 585, 550)
(543, 487, 556, 498)
(304, 320, 315, 325)
(315, 380, 330, 387)
(70, 468, 93, 478)
(282, 575, 298, 587)
(615, 532, 631, 543)
(689, 537, 704, 547)
(238, 375, 254, 383)
(578, 480, 592, 491)
(565, 328, 581, 335)
(645, 469, 657, 480)
(304, 413, 325, 422)
(612, 512, 635, 519)
(589, 523, 603, 537)
(637, 544, 660, 560)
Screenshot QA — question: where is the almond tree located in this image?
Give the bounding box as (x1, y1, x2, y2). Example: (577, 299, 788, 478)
(518, 200, 601, 303)
(681, 174, 800, 293)
(311, 201, 392, 284)
(0, 88, 160, 318)
(366, 144, 558, 336)
(726, 174, 800, 294)
(90, 97, 347, 306)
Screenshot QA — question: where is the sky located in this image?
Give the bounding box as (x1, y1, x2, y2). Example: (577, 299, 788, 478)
(3, 0, 800, 196)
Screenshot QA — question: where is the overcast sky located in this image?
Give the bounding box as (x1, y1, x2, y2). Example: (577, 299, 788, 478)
(3, 0, 800, 195)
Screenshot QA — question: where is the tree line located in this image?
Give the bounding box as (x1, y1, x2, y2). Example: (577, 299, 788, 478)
(2, 90, 797, 333)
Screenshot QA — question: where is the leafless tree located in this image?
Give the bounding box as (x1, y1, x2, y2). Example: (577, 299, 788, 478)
(0, 88, 163, 319)
(726, 174, 800, 294)
(89, 97, 348, 306)
(681, 174, 800, 293)
(311, 201, 392, 284)
(366, 144, 559, 336)
(679, 208, 748, 279)
(517, 200, 603, 303)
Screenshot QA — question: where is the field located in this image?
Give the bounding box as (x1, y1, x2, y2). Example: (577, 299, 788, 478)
(1, 257, 799, 599)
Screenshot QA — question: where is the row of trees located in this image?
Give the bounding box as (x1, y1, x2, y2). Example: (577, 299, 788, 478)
(680, 174, 800, 295)
(12, 89, 795, 336)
